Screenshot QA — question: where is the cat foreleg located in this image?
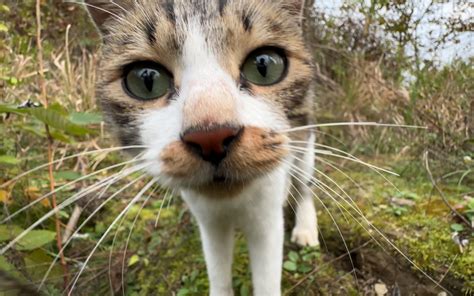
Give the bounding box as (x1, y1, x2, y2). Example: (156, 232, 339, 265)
(198, 220, 235, 296)
(290, 132, 320, 247)
(291, 184, 319, 247)
(242, 205, 284, 296)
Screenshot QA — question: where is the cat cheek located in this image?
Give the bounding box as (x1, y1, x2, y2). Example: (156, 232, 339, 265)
(159, 141, 209, 178)
(220, 127, 290, 175)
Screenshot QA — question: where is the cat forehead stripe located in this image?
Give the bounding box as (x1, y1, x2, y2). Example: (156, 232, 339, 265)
(218, 0, 228, 15)
(163, 0, 176, 23)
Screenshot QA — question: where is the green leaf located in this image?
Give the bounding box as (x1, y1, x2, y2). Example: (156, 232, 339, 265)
(240, 283, 250, 296)
(54, 170, 81, 181)
(0, 255, 21, 278)
(24, 249, 62, 283)
(15, 230, 56, 251)
(288, 251, 299, 262)
(177, 288, 190, 296)
(0, 155, 20, 165)
(283, 260, 297, 272)
(0, 104, 28, 115)
(0, 5, 10, 13)
(297, 265, 312, 273)
(69, 112, 103, 125)
(0, 23, 8, 33)
(128, 254, 140, 267)
(450, 223, 464, 232)
(0, 225, 23, 242)
(49, 129, 73, 143)
(28, 107, 91, 136)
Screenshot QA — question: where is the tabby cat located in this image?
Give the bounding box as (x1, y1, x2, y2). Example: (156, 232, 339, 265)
(86, 1, 318, 295)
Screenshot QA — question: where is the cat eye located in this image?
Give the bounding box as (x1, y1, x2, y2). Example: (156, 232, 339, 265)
(123, 62, 172, 100)
(241, 48, 287, 86)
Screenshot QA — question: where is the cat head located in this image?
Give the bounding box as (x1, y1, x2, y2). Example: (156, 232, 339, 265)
(86, 0, 314, 194)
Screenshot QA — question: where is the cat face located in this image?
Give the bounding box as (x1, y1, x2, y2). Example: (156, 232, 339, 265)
(87, 0, 314, 193)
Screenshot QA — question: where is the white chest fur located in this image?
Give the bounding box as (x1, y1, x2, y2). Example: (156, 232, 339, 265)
(181, 165, 290, 296)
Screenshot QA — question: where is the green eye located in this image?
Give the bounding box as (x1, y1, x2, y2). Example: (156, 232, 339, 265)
(123, 62, 172, 100)
(241, 48, 287, 86)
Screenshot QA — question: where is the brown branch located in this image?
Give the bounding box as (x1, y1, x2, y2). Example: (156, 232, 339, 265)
(35, 0, 70, 289)
(424, 151, 471, 227)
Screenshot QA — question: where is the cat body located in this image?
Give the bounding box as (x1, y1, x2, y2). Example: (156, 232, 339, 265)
(86, 1, 319, 295)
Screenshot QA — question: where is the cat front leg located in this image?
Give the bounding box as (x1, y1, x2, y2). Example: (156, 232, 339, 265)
(242, 204, 284, 296)
(198, 217, 235, 296)
(290, 132, 320, 247)
(181, 190, 236, 296)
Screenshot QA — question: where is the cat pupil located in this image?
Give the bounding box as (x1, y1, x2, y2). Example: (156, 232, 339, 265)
(140, 69, 156, 92)
(256, 55, 269, 77)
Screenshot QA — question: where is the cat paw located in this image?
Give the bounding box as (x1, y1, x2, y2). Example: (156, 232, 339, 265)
(291, 226, 320, 247)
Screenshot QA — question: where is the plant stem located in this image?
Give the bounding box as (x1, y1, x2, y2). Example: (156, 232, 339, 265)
(36, 0, 70, 289)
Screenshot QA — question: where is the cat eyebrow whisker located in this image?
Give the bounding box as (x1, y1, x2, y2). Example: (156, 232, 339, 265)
(39, 173, 148, 290)
(280, 122, 427, 133)
(64, 1, 135, 28)
(67, 177, 158, 295)
(2, 156, 146, 223)
(1, 145, 148, 189)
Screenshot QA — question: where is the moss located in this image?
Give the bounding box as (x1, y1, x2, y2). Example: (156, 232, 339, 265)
(315, 157, 473, 293)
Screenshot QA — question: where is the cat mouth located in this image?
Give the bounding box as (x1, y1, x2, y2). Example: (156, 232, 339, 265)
(212, 174, 227, 183)
(158, 126, 289, 189)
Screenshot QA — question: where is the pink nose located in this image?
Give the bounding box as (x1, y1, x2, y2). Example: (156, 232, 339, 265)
(182, 126, 242, 166)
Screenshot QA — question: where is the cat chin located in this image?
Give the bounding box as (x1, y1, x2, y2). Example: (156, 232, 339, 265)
(152, 170, 273, 197)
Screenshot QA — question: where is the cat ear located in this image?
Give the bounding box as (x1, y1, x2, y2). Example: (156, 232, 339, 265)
(84, 0, 134, 34)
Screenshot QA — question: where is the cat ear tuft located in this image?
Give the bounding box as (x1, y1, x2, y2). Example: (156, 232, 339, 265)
(84, 0, 133, 34)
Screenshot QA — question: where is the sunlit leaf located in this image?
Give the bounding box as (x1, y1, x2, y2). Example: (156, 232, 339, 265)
(283, 260, 297, 272)
(54, 170, 81, 181)
(28, 107, 91, 136)
(0, 190, 11, 205)
(450, 223, 464, 232)
(128, 254, 140, 267)
(0, 155, 20, 165)
(69, 112, 103, 125)
(15, 230, 57, 251)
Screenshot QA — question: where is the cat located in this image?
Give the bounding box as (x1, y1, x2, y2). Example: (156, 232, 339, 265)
(85, 0, 319, 295)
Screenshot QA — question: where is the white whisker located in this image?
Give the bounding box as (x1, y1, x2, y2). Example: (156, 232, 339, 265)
(2, 157, 145, 223)
(67, 178, 158, 295)
(285, 164, 359, 286)
(285, 143, 398, 176)
(281, 122, 426, 133)
(1, 145, 147, 189)
(154, 189, 173, 228)
(284, 158, 448, 292)
(120, 184, 159, 296)
(39, 174, 147, 290)
(0, 164, 149, 255)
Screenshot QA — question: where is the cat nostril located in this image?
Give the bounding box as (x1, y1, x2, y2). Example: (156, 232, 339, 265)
(181, 126, 242, 166)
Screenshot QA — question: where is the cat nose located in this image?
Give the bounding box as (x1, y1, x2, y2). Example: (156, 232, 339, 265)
(182, 126, 242, 166)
